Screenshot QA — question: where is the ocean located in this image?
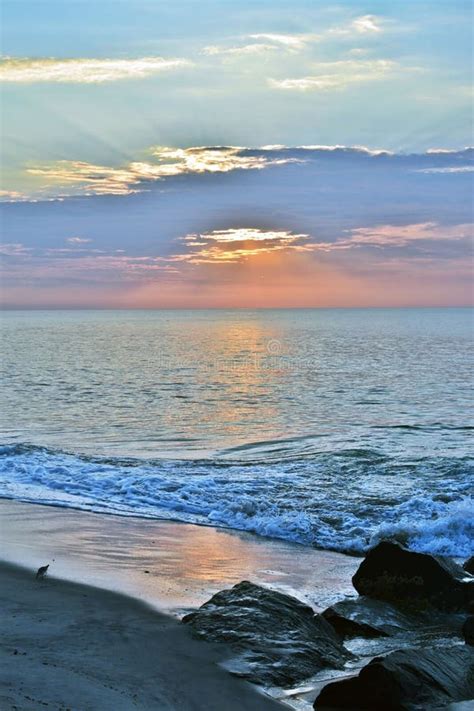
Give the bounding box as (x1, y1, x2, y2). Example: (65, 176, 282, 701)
(1, 308, 472, 557)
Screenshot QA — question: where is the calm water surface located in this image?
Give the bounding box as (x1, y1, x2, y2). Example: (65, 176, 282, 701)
(1, 309, 472, 555)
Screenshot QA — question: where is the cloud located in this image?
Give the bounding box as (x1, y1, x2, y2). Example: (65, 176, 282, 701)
(324, 14, 385, 39)
(10, 223, 467, 282)
(197, 15, 387, 62)
(177, 227, 310, 264)
(27, 161, 144, 196)
(247, 33, 310, 51)
(258, 143, 392, 155)
(0, 56, 191, 83)
(25, 146, 303, 196)
(0, 189, 26, 201)
(246, 15, 385, 52)
(350, 15, 383, 34)
(347, 222, 473, 246)
(1, 230, 311, 285)
(2, 145, 472, 307)
(201, 44, 277, 57)
(151, 146, 300, 173)
(5, 145, 472, 203)
(0, 242, 32, 256)
(188, 228, 305, 243)
(66, 237, 92, 244)
(309, 222, 473, 252)
(415, 166, 474, 174)
(426, 148, 472, 154)
(294, 144, 393, 155)
(269, 59, 398, 91)
(0, 244, 181, 284)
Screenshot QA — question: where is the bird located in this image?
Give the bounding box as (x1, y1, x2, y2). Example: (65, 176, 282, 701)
(35, 564, 49, 580)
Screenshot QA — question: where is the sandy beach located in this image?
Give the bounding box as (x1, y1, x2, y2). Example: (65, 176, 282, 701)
(0, 500, 359, 614)
(0, 500, 361, 710)
(0, 560, 287, 711)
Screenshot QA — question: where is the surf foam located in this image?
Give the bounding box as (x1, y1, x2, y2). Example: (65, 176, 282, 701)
(0, 444, 472, 557)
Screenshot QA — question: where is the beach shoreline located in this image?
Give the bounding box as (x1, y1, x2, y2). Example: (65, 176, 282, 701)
(0, 499, 363, 710)
(0, 499, 359, 614)
(1, 496, 472, 709)
(0, 560, 286, 710)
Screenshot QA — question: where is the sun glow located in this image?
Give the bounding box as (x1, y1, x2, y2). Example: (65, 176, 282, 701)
(179, 228, 310, 263)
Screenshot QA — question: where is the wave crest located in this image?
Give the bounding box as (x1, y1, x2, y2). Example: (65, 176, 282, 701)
(0, 443, 472, 557)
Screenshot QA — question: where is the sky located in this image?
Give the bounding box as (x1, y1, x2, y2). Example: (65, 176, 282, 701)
(0, 0, 473, 308)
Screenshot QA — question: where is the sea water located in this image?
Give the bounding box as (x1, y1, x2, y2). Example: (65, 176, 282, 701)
(0, 308, 472, 556)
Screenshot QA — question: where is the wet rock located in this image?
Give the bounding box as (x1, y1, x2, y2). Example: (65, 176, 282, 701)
(182, 580, 349, 686)
(322, 598, 416, 639)
(464, 557, 474, 575)
(314, 645, 474, 710)
(352, 541, 474, 611)
(323, 596, 465, 642)
(462, 616, 474, 645)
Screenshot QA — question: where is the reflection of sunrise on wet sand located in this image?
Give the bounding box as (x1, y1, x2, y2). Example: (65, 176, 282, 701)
(0, 500, 357, 612)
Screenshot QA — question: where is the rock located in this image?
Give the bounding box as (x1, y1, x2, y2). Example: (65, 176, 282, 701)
(182, 580, 349, 686)
(464, 557, 474, 575)
(314, 645, 474, 710)
(323, 596, 465, 641)
(352, 541, 474, 611)
(322, 598, 416, 639)
(463, 616, 474, 645)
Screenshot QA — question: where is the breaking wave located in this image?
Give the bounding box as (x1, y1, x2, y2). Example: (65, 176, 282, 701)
(0, 443, 472, 557)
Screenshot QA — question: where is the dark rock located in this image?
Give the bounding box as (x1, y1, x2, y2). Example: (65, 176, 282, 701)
(323, 596, 465, 641)
(314, 645, 474, 710)
(463, 616, 474, 645)
(352, 541, 474, 611)
(182, 580, 349, 685)
(464, 557, 474, 575)
(322, 598, 416, 639)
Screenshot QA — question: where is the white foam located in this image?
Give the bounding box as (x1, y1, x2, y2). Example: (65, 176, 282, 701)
(0, 444, 472, 557)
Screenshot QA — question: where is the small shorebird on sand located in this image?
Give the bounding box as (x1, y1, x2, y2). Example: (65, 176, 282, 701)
(35, 564, 49, 580)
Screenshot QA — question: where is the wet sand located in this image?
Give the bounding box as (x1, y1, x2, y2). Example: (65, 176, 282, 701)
(0, 561, 286, 711)
(0, 499, 360, 710)
(0, 499, 359, 614)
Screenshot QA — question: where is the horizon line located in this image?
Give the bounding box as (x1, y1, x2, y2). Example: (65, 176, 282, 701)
(1, 305, 473, 312)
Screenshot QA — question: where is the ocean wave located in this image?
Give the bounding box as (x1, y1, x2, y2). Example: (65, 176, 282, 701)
(0, 443, 472, 557)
